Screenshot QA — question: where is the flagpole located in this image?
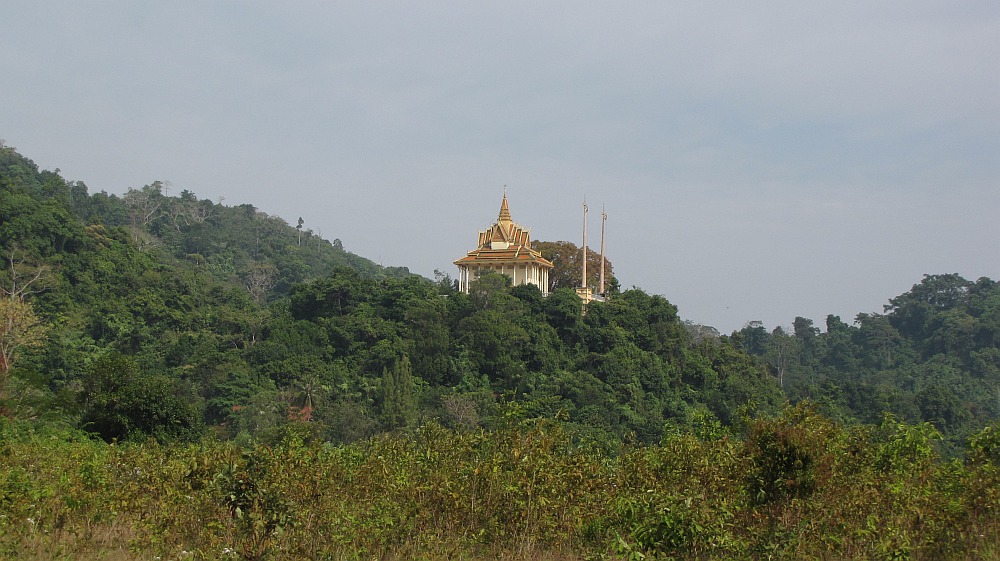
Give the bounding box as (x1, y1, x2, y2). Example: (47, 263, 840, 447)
(599, 206, 606, 295)
(581, 199, 588, 290)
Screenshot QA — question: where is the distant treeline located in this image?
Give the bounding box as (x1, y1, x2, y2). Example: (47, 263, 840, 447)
(730, 273, 1000, 454)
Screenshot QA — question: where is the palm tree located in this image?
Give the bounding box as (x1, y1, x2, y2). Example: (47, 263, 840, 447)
(285, 374, 327, 422)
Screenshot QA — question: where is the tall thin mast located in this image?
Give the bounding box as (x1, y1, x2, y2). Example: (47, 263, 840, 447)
(599, 206, 606, 295)
(581, 199, 588, 289)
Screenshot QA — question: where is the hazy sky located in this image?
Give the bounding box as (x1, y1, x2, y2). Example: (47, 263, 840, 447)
(3, 2, 998, 333)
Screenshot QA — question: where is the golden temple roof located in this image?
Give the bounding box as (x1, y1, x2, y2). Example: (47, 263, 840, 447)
(454, 195, 554, 269)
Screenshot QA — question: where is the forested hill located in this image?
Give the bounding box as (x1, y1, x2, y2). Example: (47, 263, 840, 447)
(0, 143, 409, 291)
(0, 142, 997, 453)
(729, 273, 1000, 453)
(0, 143, 782, 445)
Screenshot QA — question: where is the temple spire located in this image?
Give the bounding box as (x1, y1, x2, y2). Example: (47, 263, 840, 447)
(498, 191, 512, 224)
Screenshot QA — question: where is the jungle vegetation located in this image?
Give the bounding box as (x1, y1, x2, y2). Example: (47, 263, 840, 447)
(1, 142, 998, 559)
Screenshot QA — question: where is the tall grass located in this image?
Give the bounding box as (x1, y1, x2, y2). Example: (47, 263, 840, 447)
(1, 406, 998, 560)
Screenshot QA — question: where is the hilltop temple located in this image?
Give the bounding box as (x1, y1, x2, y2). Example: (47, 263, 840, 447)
(454, 194, 554, 294)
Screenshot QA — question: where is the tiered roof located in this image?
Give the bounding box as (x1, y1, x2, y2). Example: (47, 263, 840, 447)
(454, 194, 554, 269)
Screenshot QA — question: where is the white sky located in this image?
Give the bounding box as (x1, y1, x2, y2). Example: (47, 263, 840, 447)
(2, 2, 998, 333)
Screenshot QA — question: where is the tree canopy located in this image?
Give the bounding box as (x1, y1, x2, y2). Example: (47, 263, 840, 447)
(0, 142, 997, 453)
(534, 240, 615, 293)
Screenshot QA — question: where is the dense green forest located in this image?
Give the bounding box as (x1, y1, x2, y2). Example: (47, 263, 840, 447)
(1, 143, 999, 559)
(729, 274, 1000, 455)
(0, 142, 783, 445)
